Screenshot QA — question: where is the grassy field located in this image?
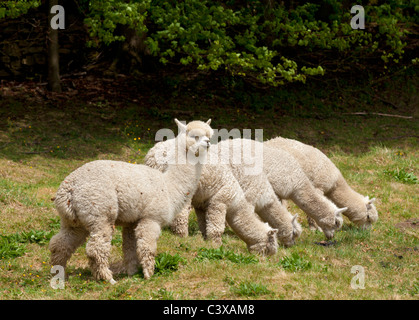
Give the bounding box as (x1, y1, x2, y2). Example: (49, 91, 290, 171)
(0, 73, 418, 300)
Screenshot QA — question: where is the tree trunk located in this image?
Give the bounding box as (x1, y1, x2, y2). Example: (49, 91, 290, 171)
(48, 0, 62, 93)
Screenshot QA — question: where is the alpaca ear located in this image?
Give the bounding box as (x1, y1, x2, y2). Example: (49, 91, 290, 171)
(174, 118, 187, 133)
(292, 213, 299, 225)
(335, 207, 348, 215)
(365, 197, 376, 210)
(206, 119, 211, 125)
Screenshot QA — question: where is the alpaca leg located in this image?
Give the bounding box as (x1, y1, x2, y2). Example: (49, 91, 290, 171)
(194, 206, 208, 239)
(122, 224, 139, 276)
(226, 201, 278, 256)
(205, 201, 227, 245)
(135, 218, 161, 280)
(170, 204, 191, 237)
(49, 224, 88, 270)
(85, 223, 115, 284)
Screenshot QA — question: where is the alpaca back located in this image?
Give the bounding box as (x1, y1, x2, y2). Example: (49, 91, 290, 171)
(215, 139, 277, 209)
(55, 160, 174, 226)
(265, 137, 341, 193)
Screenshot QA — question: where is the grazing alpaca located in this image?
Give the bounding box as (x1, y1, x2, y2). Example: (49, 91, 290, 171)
(49, 119, 213, 283)
(148, 139, 345, 240)
(265, 136, 378, 229)
(145, 138, 280, 254)
(146, 138, 303, 247)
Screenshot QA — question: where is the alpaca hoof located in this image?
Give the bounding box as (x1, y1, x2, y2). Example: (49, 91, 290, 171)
(109, 278, 117, 285)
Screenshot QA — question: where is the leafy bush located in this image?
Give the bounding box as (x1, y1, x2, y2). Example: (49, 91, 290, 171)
(0, 0, 41, 19)
(278, 252, 312, 272)
(2, 1, 418, 87)
(81, 0, 418, 86)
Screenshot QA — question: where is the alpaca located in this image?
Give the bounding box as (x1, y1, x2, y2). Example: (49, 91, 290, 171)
(146, 139, 302, 247)
(264, 136, 378, 229)
(49, 119, 213, 283)
(220, 139, 346, 239)
(145, 138, 282, 252)
(210, 139, 302, 246)
(159, 139, 346, 240)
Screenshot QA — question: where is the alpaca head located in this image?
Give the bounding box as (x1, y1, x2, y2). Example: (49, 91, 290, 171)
(248, 224, 279, 256)
(280, 214, 302, 248)
(353, 196, 378, 229)
(175, 118, 213, 158)
(322, 207, 347, 240)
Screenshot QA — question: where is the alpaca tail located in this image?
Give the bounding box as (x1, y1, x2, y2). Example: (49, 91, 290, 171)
(54, 184, 78, 224)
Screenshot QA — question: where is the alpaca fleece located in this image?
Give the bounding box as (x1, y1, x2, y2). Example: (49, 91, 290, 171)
(145, 138, 280, 254)
(50, 119, 212, 283)
(265, 136, 378, 228)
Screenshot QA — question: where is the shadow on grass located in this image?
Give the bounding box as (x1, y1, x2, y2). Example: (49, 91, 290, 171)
(0, 72, 418, 166)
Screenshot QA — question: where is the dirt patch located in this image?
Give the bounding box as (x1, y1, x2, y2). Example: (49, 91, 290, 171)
(395, 218, 419, 230)
(315, 240, 337, 247)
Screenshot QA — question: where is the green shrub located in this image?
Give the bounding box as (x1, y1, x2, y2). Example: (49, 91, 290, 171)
(80, 0, 418, 87)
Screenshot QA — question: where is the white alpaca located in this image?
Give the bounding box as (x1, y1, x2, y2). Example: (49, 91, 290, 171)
(49, 119, 213, 283)
(146, 139, 303, 247)
(219, 139, 345, 239)
(158, 139, 346, 240)
(145, 139, 282, 253)
(264, 136, 378, 229)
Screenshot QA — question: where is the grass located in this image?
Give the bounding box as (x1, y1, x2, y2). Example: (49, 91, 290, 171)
(384, 168, 418, 184)
(0, 73, 418, 300)
(195, 246, 259, 264)
(278, 252, 312, 272)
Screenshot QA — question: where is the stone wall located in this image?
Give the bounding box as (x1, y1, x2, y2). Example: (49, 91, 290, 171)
(0, 2, 88, 80)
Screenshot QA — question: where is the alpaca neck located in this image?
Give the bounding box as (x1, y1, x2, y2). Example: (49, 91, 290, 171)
(164, 149, 204, 217)
(328, 175, 365, 221)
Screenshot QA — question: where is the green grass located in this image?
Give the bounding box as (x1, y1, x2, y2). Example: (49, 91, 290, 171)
(384, 168, 418, 184)
(231, 281, 272, 297)
(154, 253, 186, 276)
(278, 252, 312, 272)
(196, 246, 259, 264)
(0, 74, 418, 300)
